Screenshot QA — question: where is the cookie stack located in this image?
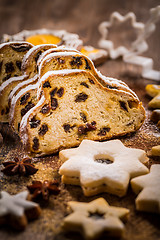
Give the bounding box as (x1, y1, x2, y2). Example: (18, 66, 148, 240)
(0, 41, 145, 156)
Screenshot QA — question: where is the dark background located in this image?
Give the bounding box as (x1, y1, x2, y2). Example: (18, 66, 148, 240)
(0, 0, 159, 71)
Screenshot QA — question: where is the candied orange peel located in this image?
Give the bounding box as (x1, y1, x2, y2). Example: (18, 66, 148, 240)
(26, 34, 62, 45)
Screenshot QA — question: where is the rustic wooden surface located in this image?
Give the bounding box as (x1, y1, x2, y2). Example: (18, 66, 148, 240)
(0, 0, 160, 239)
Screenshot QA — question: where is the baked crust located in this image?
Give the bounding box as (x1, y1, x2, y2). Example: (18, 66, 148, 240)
(20, 69, 145, 157)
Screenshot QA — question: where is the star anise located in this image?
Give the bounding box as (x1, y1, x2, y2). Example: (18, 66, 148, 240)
(1, 157, 38, 176)
(27, 180, 60, 201)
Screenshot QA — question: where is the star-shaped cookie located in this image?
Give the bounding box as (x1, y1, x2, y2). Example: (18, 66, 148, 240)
(62, 198, 129, 239)
(59, 139, 149, 197)
(0, 191, 41, 230)
(131, 164, 160, 214)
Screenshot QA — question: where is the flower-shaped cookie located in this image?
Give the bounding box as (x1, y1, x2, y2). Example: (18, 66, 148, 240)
(62, 198, 129, 239)
(59, 139, 149, 197)
(98, 12, 144, 59)
(0, 191, 41, 230)
(131, 164, 160, 214)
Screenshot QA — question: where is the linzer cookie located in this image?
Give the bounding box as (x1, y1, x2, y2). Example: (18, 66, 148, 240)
(62, 198, 129, 239)
(59, 139, 148, 197)
(0, 42, 33, 86)
(2, 28, 83, 49)
(131, 164, 160, 214)
(20, 70, 145, 157)
(0, 191, 41, 230)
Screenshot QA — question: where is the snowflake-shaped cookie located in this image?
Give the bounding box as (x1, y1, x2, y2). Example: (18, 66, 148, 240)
(0, 191, 41, 230)
(131, 164, 160, 214)
(62, 198, 129, 239)
(59, 139, 149, 197)
(98, 12, 144, 59)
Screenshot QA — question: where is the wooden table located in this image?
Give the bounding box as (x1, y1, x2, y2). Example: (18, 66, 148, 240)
(0, 0, 160, 239)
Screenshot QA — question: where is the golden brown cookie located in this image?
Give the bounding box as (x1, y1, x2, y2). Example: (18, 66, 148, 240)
(62, 198, 129, 239)
(131, 164, 160, 214)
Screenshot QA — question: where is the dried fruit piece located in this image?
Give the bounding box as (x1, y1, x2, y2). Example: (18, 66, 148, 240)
(97, 127, 110, 136)
(29, 116, 41, 128)
(32, 137, 39, 151)
(75, 92, 88, 102)
(40, 104, 50, 114)
(57, 87, 64, 97)
(51, 97, 58, 110)
(80, 82, 89, 88)
(20, 93, 30, 105)
(5, 62, 15, 73)
(38, 124, 48, 136)
(10, 44, 31, 52)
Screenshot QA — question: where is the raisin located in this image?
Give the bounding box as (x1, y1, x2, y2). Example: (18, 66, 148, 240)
(91, 121, 96, 126)
(5, 62, 14, 73)
(50, 87, 58, 97)
(63, 124, 71, 132)
(0, 61, 3, 72)
(30, 116, 41, 128)
(32, 137, 39, 150)
(78, 122, 96, 135)
(75, 92, 88, 102)
(57, 87, 64, 97)
(106, 85, 118, 90)
(80, 112, 87, 123)
(120, 101, 128, 112)
(18, 123, 20, 132)
(57, 58, 65, 64)
(85, 122, 97, 131)
(21, 101, 35, 117)
(80, 82, 89, 88)
(97, 127, 110, 136)
(16, 60, 22, 70)
(2, 74, 11, 81)
(38, 124, 48, 136)
(85, 59, 91, 70)
(20, 92, 30, 105)
(40, 104, 50, 114)
(43, 81, 51, 88)
(1, 109, 4, 115)
(35, 50, 42, 62)
(63, 123, 75, 133)
(78, 125, 86, 135)
(5, 107, 9, 114)
(89, 78, 95, 84)
(70, 57, 82, 67)
(10, 44, 31, 52)
(51, 97, 58, 110)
